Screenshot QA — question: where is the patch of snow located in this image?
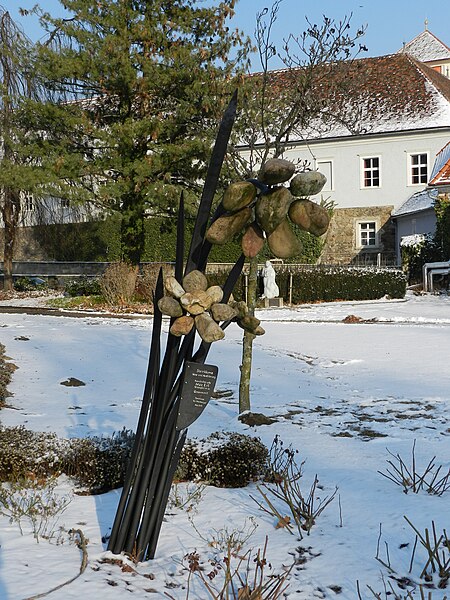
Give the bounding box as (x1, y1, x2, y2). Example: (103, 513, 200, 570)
(0, 293, 449, 598)
(400, 233, 426, 247)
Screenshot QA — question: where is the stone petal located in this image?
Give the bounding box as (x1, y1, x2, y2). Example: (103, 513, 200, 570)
(157, 296, 183, 317)
(170, 315, 195, 337)
(165, 276, 185, 298)
(182, 270, 208, 293)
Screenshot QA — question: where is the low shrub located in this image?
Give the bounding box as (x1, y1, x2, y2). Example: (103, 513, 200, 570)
(176, 432, 268, 488)
(0, 475, 72, 541)
(0, 426, 134, 494)
(0, 426, 67, 481)
(136, 262, 174, 303)
(373, 518, 450, 596)
(0, 343, 16, 407)
(173, 537, 291, 600)
(252, 436, 338, 539)
(379, 441, 450, 496)
(64, 277, 102, 297)
(100, 262, 139, 307)
(14, 277, 47, 292)
(280, 265, 407, 303)
(0, 426, 268, 492)
(64, 428, 135, 494)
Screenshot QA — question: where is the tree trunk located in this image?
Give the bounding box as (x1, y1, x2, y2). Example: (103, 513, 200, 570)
(2, 188, 19, 292)
(239, 256, 259, 413)
(120, 194, 145, 265)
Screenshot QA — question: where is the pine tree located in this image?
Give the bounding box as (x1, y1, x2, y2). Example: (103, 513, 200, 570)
(28, 0, 251, 264)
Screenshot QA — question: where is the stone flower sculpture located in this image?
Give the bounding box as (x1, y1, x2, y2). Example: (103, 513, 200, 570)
(206, 157, 330, 259)
(158, 269, 265, 343)
(108, 94, 330, 563)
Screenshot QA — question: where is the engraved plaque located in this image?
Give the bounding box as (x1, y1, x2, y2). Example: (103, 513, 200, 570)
(176, 362, 218, 430)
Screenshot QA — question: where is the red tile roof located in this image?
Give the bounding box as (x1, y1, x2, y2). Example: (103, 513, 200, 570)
(247, 53, 450, 141)
(430, 141, 450, 186)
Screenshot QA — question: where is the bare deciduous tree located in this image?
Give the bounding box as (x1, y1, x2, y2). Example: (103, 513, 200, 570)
(0, 8, 47, 290)
(226, 1, 367, 413)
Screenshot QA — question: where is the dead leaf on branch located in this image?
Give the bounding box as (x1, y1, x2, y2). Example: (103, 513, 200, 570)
(275, 516, 291, 529)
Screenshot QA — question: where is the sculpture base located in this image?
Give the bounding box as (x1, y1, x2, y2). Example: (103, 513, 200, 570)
(262, 297, 283, 308)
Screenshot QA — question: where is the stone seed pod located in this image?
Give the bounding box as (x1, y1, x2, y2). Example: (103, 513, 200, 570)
(222, 181, 257, 212)
(180, 291, 211, 315)
(255, 187, 293, 235)
(258, 158, 296, 185)
(267, 218, 303, 259)
(158, 273, 260, 342)
(289, 199, 330, 236)
(231, 300, 249, 319)
(241, 222, 265, 258)
(252, 325, 266, 336)
(195, 313, 225, 343)
(290, 171, 327, 197)
(206, 207, 252, 245)
(237, 315, 263, 334)
(210, 302, 238, 322)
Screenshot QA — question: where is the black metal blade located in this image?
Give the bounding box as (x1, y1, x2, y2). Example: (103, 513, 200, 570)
(185, 90, 238, 275)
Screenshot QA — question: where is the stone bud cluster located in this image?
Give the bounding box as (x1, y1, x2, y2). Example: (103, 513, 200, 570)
(158, 270, 265, 343)
(206, 158, 330, 259)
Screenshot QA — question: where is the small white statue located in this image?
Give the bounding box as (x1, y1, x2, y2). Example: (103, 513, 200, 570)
(261, 260, 279, 299)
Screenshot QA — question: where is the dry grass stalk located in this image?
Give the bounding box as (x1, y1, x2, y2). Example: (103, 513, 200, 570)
(166, 536, 291, 599)
(251, 436, 337, 539)
(378, 441, 450, 496)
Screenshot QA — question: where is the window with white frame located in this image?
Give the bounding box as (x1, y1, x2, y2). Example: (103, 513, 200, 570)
(316, 160, 333, 192)
(409, 152, 428, 185)
(22, 192, 34, 212)
(358, 221, 377, 248)
(361, 157, 380, 188)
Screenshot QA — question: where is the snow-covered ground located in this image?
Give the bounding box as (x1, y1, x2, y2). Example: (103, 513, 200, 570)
(0, 292, 449, 599)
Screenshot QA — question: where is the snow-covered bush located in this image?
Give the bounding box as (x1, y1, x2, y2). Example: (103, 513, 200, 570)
(176, 432, 268, 488)
(13, 277, 47, 292)
(0, 426, 135, 493)
(0, 343, 16, 407)
(0, 426, 267, 492)
(64, 428, 135, 493)
(0, 426, 67, 481)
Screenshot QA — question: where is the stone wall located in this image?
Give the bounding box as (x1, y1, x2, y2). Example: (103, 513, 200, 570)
(320, 206, 396, 265)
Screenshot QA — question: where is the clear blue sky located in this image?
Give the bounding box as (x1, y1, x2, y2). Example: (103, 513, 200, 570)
(5, 0, 450, 71)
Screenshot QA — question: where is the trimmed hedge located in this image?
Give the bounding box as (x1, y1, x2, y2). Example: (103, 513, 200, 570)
(207, 265, 407, 304)
(30, 215, 244, 264)
(29, 215, 324, 265)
